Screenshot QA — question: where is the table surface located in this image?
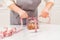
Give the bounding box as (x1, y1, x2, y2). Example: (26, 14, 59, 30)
(0, 24, 60, 40)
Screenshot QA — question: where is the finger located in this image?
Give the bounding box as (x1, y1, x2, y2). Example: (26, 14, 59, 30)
(39, 13, 49, 18)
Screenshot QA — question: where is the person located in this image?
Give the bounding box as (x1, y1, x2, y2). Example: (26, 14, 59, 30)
(3, 0, 54, 25)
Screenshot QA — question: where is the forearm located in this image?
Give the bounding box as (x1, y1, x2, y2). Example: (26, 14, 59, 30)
(8, 3, 23, 14)
(44, 2, 54, 10)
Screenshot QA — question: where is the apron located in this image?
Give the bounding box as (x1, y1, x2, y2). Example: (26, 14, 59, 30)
(10, 0, 41, 25)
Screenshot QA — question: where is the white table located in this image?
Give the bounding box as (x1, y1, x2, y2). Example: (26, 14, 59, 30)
(0, 24, 60, 40)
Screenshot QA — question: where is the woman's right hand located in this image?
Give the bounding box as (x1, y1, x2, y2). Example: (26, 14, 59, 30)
(19, 10, 28, 18)
(8, 3, 28, 18)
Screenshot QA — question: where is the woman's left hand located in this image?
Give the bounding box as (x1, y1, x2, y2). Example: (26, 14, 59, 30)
(39, 9, 49, 18)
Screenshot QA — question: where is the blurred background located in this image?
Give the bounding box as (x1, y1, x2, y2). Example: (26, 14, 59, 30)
(0, 0, 60, 25)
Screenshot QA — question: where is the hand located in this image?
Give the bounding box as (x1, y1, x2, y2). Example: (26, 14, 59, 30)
(19, 10, 28, 18)
(39, 9, 49, 18)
